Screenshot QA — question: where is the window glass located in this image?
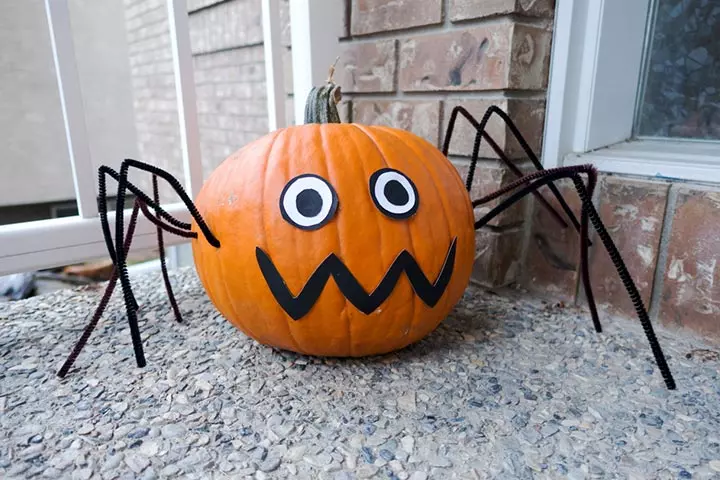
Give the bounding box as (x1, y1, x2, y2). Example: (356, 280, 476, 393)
(635, 0, 720, 141)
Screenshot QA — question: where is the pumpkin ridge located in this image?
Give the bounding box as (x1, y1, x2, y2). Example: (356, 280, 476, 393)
(344, 124, 391, 352)
(375, 126, 458, 330)
(351, 124, 418, 346)
(192, 109, 473, 358)
(366, 126, 452, 340)
(216, 132, 283, 346)
(261, 128, 305, 353)
(377, 127, 458, 236)
(418, 130, 473, 226)
(412, 132, 475, 303)
(318, 125, 353, 356)
(212, 156, 262, 343)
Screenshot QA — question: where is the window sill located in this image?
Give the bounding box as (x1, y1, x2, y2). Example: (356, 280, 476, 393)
(564, 140, 720, 184)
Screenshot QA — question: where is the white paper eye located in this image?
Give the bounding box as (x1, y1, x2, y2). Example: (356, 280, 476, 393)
(280, 174, 338, 230)
(369, 168, 419, 219)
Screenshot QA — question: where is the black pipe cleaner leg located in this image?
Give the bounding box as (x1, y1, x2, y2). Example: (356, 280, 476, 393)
(571, 174, 675, 389)
(137, 201, 198, 239)
(121, 159, 220, 247)
(152, 175, 183, 323)
(57, 201, 141, 378)
(472, 162, 602, 331)
(61, 168, 201, 376)
(578, 174, 602, 333)
(97, 166, 119, 265)
(103, 159, 218, 369)
(443, 105, 599, 253)
(98, 165, 194, 266)
(98, 165, 191, 311)
(114, 161, 147, 368)
(98, 166, 138, 312)
(442, 105, 580, 233)
(61, 159, 218, 375)
(473, 164, 676, 390)
(481, 105, 584, 234)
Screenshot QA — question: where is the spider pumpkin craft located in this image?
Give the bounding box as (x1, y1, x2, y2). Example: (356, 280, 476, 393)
(59, 76, 677, 391)
(191, 124, 475, 356)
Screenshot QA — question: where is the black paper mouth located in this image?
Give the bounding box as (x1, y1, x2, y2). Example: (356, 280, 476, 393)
(256, 238, 457, 320)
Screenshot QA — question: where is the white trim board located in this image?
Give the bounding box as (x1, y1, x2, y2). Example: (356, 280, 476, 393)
(565, 140, 720, 183)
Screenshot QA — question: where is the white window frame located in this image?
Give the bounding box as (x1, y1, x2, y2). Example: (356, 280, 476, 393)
(0, 0, 299, 277)
(543, 0, 720, 183)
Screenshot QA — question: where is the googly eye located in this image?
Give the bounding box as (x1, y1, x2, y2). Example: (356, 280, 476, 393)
(369, 168, 419, 219)
(280, 174, 338, 230)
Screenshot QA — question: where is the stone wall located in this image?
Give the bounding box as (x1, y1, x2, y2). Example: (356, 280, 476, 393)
(332, 0, 554, 287)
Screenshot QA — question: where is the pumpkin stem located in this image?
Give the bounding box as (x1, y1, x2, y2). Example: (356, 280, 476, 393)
(327, 56, 339, 83)
(304, 58, 342, 124)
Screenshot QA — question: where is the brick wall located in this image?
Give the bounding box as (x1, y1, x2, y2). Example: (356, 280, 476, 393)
(330, 0, 554, 287)
(123, 0, 270, 199)
(523, 173, 720, 339)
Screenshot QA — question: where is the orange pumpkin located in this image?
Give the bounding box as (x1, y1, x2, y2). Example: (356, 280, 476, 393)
(191, 79, 474, 357)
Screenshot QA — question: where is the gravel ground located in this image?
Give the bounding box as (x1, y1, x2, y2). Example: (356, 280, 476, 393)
(1, 268, 719, 480)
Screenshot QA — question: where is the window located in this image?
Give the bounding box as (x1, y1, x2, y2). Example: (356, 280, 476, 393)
(543, 0, 720, 182)
(635, 0, 720, 141)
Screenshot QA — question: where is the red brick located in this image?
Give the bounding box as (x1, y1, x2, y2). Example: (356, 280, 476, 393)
(352, 100, 440, 146)
(473, 228, 524, 287)
(523, 181, 583, 300)
(660, 187, 720, 336)
(450, 0, 555, 22)
(453, 160, 530, 227)
(399, 22, 551, 92)
(509, 23, 553, 90)
(337, 40, 397, 93)
(351, 0, 442, 36)
(587, 177, 669, 319)
(442, 98, 545, 159)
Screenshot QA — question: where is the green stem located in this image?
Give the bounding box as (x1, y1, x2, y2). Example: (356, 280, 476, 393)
(304, 83, 342, 124)
(304, 59, 342, 124)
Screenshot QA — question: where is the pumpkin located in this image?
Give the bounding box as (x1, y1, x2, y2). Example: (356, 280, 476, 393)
(191, 75, 475, 357)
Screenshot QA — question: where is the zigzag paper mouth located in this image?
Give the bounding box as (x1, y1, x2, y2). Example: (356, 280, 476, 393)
(256, 238, 457, 320)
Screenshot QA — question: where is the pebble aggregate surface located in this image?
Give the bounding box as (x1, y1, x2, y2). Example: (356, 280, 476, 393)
(1, 268, 719, 479)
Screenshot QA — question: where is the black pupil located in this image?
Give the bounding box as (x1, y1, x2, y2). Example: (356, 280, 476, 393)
(384, 179, 409, 206)
(296, 189, 323, 217)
